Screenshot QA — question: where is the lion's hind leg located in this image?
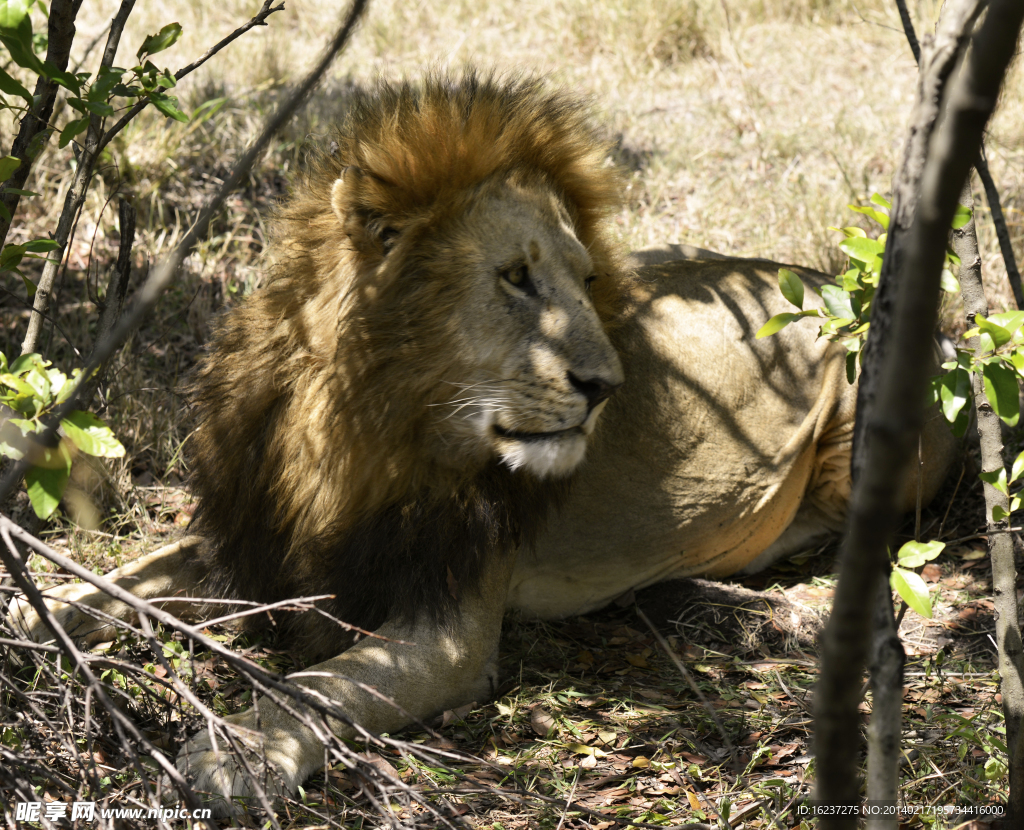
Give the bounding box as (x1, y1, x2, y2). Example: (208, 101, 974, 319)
(7, 535, 206, 646)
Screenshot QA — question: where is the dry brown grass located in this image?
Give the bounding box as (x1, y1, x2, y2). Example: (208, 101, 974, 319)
(0, 0, 1020, 825)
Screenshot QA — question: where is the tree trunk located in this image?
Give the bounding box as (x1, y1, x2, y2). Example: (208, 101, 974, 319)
(813, 2, 1024, 826)
(953, 180, 1024, 821)
(0, 0, 84, 253)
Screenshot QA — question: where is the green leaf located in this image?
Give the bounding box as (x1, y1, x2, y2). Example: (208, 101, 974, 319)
(951, 405, 970, 438)
(896, 540, 945, 569)
(979, 467, 1009, 497)
(58, 116, 88, 148)
(870, 193, 892, 209)
(60, 410, 125, 458)
(976, 314, 1013, 348)
(988, 310, 1024, 334)
(0, 20, 43, 76)
(0, 0, 31, 29)
(838, 236, 885, 265)
(845, 350, 857, 384)
(984, 756, 1008, 781)
(778, 268, 804, 310)
(838, 226, 867, 238)
(890, 566, 932, 619)
(80, 99, 113, 116)
(148, 90, 188, 122)
(38, 60, 80, 93)
(820, 284, 856, 320)
(88, 65, 126, 101)
(0, 440, 23, 460)
(0, 154, 19, 182)
(20, 272, 35, 297)
(839, 268, 861, 292)
(1011, 450, 1024, 484)
(137, 22, 182, 59)
(21, 238, 56, 254)
(992, 504, 1011, 522)
(0, 65, 31, 104)
(951, 204, 973, 230)
(9, 351, 44, 374)
(940, 268, 960, 294)
(0, 242, 26, 270)
(756, 312, 799, 339)
(847, 204, 889, 230)
(24, 445, 71, 519)
(982, 362, 1019, 426)
(938, 367, 971, 424)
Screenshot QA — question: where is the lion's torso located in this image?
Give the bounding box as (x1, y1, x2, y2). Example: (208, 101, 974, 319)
(510, 257, 855, 617)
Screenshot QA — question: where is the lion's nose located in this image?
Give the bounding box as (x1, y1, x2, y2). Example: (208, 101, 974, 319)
(568, 372, 621, 408)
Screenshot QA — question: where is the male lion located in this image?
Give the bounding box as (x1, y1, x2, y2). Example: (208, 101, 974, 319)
(12, 73, 955, 814)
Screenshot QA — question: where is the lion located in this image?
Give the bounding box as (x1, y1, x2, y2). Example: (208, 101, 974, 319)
(10, 72, 956, 815)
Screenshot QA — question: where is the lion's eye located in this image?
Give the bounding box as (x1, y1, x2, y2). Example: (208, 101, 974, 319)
(501, 263, 537, 296)
(585, 275, 597, 293)
(380, 227, 400, 252)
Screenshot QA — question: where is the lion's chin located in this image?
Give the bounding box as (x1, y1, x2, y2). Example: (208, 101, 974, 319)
(499, 431, 589, 478)
(492, 400, 608, 478)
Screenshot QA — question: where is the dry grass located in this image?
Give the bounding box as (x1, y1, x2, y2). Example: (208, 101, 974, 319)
(1, 0, 1021, 826)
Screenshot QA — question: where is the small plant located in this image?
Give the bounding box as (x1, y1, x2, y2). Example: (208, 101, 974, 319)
(0, 351, 125, 518)
(0, 0, 237, 525)
(757, 194, 967, 383)
(890, 539, 945, 619)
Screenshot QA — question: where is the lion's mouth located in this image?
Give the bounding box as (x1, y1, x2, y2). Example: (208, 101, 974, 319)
(492, 401, 608, 444)
(493, 424, 581, 443)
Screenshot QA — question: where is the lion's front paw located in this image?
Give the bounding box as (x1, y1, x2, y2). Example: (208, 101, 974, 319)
(8, 583, 119, 645)
(176, 711, 302, 818)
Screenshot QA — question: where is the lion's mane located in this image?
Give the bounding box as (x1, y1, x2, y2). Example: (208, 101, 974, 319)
(186, 73, 626, 660)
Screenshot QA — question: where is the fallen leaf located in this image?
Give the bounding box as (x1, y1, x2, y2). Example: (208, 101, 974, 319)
(530, 706, 555, 737)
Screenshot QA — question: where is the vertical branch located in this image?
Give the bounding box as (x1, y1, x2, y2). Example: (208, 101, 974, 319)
(76, 198, 136, 414)
(20, 0, 137, 357)
(0, 0, 84, 253)
(975, 156, 1024, 310)
(814, 1, 1024, 825)
(850, 0, 984, 480)
(895, 0, 1024, 311)
(954, 181, 1024, 818)
(866, 579, 903, 830)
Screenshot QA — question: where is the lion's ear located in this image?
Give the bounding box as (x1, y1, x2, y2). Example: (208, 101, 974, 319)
(332, 168, 401, 257)
(330, 170, 353, 224)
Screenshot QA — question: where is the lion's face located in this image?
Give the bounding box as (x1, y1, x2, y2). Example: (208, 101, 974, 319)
(428, 181, 624, 479)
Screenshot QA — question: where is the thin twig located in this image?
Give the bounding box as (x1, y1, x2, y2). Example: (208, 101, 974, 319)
(635, 606, 734, 758)
(93, 0, 285, 158)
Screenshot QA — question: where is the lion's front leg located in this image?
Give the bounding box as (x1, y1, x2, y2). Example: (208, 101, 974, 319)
(177, 555, 512, 816)
(8, 536, 204, 645)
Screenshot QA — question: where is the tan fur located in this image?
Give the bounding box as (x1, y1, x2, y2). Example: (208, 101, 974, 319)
(11, 75, 957, 817)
